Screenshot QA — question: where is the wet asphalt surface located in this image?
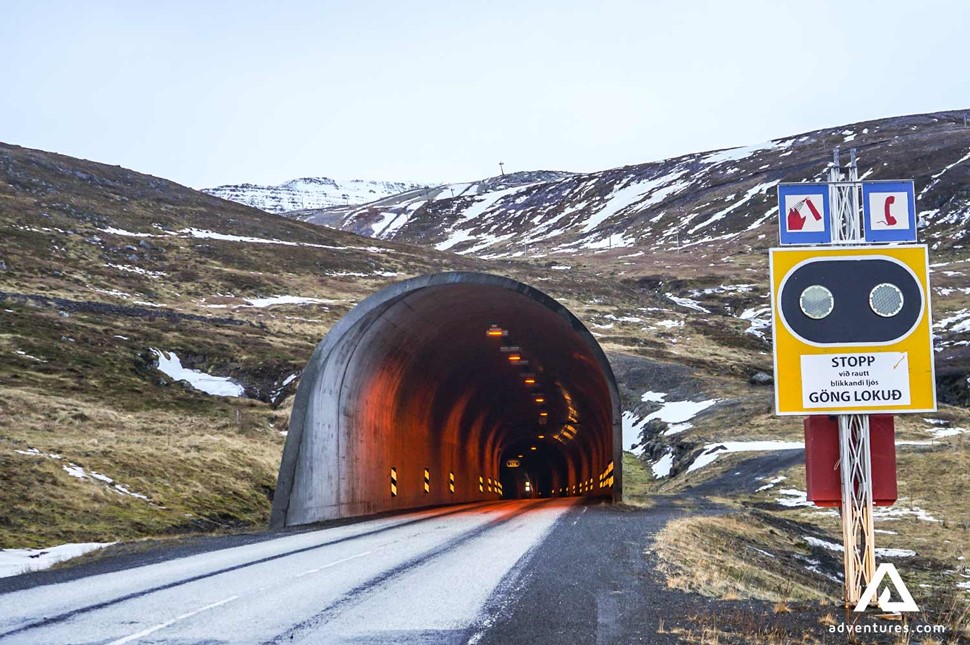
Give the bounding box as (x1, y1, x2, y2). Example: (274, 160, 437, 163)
(0, 454, 810, 644)
(473, 498, 710, 645)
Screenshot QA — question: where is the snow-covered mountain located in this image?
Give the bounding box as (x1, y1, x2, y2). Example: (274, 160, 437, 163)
(289, 111, 970, 258)
(288, 170, 576, 240)
(202, 177, 434, 214)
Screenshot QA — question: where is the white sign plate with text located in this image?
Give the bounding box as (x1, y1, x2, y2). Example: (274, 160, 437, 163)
(801, 352, 911, 409)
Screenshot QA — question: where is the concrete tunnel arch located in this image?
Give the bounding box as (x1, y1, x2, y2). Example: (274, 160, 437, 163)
(270, 272, 622, 528)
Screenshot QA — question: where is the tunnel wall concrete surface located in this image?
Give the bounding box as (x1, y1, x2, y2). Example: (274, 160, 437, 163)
(271, 272, 621, 528)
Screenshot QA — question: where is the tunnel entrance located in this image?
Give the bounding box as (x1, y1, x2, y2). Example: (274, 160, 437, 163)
(271, 272, 621, 528)
(499, 439, 569, 499)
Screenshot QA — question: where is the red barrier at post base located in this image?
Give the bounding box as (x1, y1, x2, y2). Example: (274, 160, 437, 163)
(804, 415, 898, 507)
(804, 416, 840, 507)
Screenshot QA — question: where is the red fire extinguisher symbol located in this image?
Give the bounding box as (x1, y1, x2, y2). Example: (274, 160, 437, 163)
(787, 197, 823, 231)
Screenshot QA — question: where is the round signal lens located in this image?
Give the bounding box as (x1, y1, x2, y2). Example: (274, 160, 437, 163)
(799, 285, 834, 320)
(869, 283, 904, 318)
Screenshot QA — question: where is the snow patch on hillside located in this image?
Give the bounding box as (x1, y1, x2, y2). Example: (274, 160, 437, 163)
(0, 543, 116, 579)
(101, 225, 389, 254)
(622, 412, 647, 453)
(935, 309, 970, 333)
(13, 449, 151, 501)
(581, 232, 635, 250)
(739, 305, 772, 340)
(650, 399, 719, 435)
(203, 177, 433, 213)
(435, 186, 530, 251)
(622, 392, 719, 453)
(651, 451, 674, 478)
(803, 536, 915, 558)
(579, 170, 688, 233)
(688, 180, 778, 234)
(701, 139, 790, 165)
(919, 148, 970, 198)
(61, 463, 148, 499)
(436, 229, 476, 252)
(242, 295, 334, 308)
(666, 294, 710, 313)
(687, 441, 804, 473)
(151, 349, 245, 397)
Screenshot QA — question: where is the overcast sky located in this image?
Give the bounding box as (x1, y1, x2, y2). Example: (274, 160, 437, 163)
(3, 1, 969, 189)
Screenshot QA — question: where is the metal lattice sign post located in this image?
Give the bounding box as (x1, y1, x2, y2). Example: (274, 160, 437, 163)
(770, 148, 936, 605)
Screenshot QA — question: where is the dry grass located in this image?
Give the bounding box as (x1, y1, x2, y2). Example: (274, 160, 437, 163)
(653, 514, 832, 602)
(619, 451, 660, 504)
(659, 618, 823, 645)
(0, 387, 285, 546)
(744, 424, 970, 571)
(933, 593, 970, 641)
(709, 416, 970, 630)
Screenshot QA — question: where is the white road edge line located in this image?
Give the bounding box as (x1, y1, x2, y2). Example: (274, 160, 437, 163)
(293, 550, 374, 578)
(105, 595, 239, 645)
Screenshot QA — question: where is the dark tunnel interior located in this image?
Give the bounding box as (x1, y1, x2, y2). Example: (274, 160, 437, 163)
(272, 274, 621, 527)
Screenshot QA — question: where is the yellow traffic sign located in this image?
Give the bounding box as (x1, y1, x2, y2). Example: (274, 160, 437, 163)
(770, 245, 936, 415)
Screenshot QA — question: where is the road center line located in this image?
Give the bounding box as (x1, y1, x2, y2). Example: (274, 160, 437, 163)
(105, 595, 239, 645)
(293, 550, 375, 578)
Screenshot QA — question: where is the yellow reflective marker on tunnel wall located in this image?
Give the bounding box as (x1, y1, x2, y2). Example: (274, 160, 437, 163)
(770, 245, 936, 415)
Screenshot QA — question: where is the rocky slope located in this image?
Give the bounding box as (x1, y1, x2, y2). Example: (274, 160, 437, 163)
(202, 177, 433, 213)
(288, 170, 576, 239)
(296, 111, 970, 260)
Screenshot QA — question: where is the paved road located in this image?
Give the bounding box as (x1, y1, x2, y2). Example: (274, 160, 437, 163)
(2, 447, 807, 645)
(0, 500, 576, 644)
(472, 499, 711, 645)
(0, 449, 806, 644)
(0, 495, 720, 645)
(0, 498, 652, 644)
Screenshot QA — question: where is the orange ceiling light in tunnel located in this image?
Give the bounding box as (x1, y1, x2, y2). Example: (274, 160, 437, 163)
(486, 325, 506, 338)
(500, 345, 526, 364)
(272, 272, 622, 529)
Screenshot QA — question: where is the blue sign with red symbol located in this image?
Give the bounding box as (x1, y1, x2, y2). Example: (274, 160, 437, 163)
(778, 183, 832, 245)
(862, 181, 917, 243)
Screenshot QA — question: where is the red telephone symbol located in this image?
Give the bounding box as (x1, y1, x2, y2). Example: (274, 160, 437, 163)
(880, 195, 898, 226)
